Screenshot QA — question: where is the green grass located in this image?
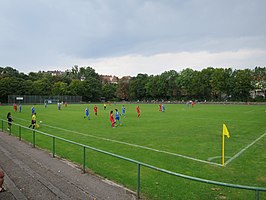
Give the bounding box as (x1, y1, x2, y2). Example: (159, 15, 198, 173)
(1, 103, 266, 199)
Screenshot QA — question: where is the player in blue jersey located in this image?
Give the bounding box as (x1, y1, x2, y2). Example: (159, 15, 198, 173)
(115, 109, 122, 125)
(84, 107, 90, 120)
(31, 106, 35, 115)
(162, 104, 165, 112)
(121, 105, 126, 117)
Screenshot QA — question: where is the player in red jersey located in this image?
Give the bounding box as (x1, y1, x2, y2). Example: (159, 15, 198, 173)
(136, 106, 141, 118)
(94, 105, 98, 116)
(109, 110, 115, 128)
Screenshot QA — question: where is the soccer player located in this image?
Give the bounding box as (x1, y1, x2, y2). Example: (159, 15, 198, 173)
(19, 104, 22, 112)
(57, 102, 61, 110)
(162, 104, 165, 112)
(84, 107, 90, 120)
(115, 109, 122, 125)
(13, 103, 17, 112)
(109, 110, 115, 128)
(103, 103, 107, 110)
(121, 105, 126, 117)
(159, 104, 162, 111)
(31, 106, 35, 115)
(94, 105, 98, 116)
(7, 112, 12, 131)
(136, 106, 141, 118)
(29, 113, 37, 129)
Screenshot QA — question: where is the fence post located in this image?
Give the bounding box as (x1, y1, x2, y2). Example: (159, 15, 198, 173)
(52, 137, 55, 158)
(137, 163, 141, 199)
(19, 126, 21, 141)
(256, 190, 259, 200)
(83, 146, 86, 173)
(32, 130, 35, 148)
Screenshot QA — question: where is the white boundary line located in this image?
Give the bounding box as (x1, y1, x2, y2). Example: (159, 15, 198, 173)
(224, 131, 266, 166)
(14, 117, 222, 167)
(244, 110, 256, 113)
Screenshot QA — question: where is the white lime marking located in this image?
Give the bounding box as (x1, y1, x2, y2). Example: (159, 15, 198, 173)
(14, 117, 221, 167)
(224, 131, 266, 166)
(244, 110, 255, 113)
(207, 156, 231, 162)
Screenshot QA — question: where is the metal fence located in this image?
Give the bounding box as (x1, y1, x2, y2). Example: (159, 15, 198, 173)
(8, 95, 82, 104)
(1, 119, 266, 199)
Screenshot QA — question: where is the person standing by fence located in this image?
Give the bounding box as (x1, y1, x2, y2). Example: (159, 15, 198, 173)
(7, 112, 12, 131)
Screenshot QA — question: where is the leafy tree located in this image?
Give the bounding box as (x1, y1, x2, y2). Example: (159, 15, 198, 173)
(71, 65, 79, 79)
(129, 74, 149, 100)
(52, 81, 68, 95)
(252, 67, 266, 99)
(102, 83, 117, 101)
(21, 80, 34, 95)
(0, 66, 20, 78)
(116, 77, 130, 100)
(0, 77, 26, 103)
(68, 79, 85, 96)
(145, 75, 161, 100)
(159, 70, 179, 100)
(79, 66, 100, 80)
(61, 71, 72, 85)
(33, 78, 53, 95)
(28, 71, 45, 81)
(176, 68, 198, 100)
(65, 66, 102, 101)
(231, 69, 253, 101)
(83, 77, 102, 102)
(0, 65, 265, 103)
(210, 68, 225, 100)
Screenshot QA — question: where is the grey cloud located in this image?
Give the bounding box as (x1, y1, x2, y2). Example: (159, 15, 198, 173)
(0, 0, 265, 73)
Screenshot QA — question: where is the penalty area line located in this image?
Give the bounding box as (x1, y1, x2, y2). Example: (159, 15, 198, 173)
(13, 117, 221, 167)
(224, 131, 266, 166)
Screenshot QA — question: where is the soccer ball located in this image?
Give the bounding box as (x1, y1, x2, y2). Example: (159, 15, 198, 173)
(40, 121, 43, 123)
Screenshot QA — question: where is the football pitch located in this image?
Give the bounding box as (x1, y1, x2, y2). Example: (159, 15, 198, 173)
(1, 103, 266, 199)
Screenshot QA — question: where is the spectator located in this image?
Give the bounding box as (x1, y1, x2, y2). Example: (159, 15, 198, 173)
(0, 169, 5, 192)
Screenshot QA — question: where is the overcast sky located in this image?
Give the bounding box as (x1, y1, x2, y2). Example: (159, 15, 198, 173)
(0, 0, 265, 77)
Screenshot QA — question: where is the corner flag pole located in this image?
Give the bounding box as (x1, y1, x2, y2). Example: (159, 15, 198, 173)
(222, 132, 225, 166)
(222, 124, 230, 166)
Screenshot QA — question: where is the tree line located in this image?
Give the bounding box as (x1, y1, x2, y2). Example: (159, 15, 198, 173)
(0, 66, 265, 103)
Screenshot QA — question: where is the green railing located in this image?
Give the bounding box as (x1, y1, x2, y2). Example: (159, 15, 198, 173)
(1, 119, 266, 199)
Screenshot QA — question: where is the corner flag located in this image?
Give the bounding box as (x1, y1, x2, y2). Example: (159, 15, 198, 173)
(223, 124, 230, 138)
(222, 123, 230, 166)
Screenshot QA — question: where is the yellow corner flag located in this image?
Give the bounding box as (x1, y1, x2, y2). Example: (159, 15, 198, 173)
(223, 124, 230, 138)
(222, 123, 230, 166)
